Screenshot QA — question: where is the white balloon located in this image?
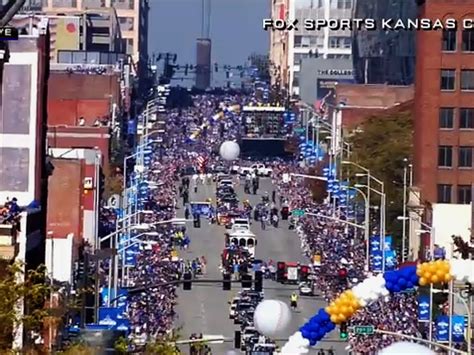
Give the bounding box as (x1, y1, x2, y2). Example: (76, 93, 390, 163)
(378, 341, 435, 355)
(254, 300, 292, 337)
(219, 141, 240, 161)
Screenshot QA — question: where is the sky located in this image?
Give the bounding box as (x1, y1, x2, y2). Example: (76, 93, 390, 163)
(147, 0, 270, 87)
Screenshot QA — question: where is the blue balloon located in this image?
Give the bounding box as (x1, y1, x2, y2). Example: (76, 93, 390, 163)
(385, 281, 393, 291)
(398, 278, 407, 287)
(327, 322, 336, 331)
(309, 339, 317, 346)
(407, 281, 414, 289)
(310, 331, 317, 340)
(392, 284, 401, 293)
(301, 329, 311, 339)
(411, 274, 420, 284)
(320, 310, 330, 321)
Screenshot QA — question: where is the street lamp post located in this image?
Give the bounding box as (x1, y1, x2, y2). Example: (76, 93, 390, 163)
(341, 186, 370, 270)
(402, 159, 408, 262)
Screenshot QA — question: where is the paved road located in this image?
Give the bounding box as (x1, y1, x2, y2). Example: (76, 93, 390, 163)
(175, 177, 347, 354)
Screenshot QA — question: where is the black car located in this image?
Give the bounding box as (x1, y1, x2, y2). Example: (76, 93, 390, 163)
(216, 186, 235, 197)
(212, 165, 228, 174)
(180, 166, 197, 176)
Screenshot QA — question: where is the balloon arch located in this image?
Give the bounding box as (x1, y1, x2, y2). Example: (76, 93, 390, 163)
(281, 259, 474, 353)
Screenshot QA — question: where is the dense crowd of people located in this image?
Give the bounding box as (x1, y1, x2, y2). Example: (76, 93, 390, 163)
(272, 164, 420, 353)
(95, 89, 420, 352)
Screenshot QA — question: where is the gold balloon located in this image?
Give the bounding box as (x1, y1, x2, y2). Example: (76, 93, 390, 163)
(430, 274, 440, 284)
(325, 306, 331, 314)
(340, 306, 349, 315)
(428, 264, 437, 273)
(338, 314, 346, 323)
(330, 315, 338, 323)
(443, 274, 452, 282)
(416, 268, 423, 277)
(419, 277, 428, 286)
(423, 271, 431, 279)
(436, 269, 445, 278)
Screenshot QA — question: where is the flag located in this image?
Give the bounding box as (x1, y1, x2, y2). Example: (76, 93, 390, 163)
(196, 156, 208, 172)
(315, 91, 332, 115)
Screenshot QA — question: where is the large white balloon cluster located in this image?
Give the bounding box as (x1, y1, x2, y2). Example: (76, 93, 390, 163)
(280, 331, 310, 354)
(254, 300, 291, 337)
(450, 259, 474, 284)
(352, 274, 389, 307)
(378, 341, 435, 355)
(219, 140, 240, 161)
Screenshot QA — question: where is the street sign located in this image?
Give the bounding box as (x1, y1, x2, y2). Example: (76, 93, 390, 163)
(292, 209, 305, 217)
(108, 194, 121, 208)
(353, 325, 374, 335)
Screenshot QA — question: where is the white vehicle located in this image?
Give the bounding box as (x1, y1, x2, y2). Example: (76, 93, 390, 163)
(226, 229, 257, 258)
(239, 164, 272, 177)
(231, 217, 251, 230)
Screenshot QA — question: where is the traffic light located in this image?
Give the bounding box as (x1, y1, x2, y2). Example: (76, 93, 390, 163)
(339, 322, 348, 340)
(254, 271, 263, 292)
(276, 262, 285, 283)
(223, 273, 231, 291)
(164, 63, 175, 78)
(183, 272, 192, 290)
(241, 273, 252, 289)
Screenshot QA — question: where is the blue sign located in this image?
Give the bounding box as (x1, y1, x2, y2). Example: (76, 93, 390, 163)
(127, 120, 136, 134)
(98, 307, 130, 333)
(190, 202, 211, 216)
(369, 235, 397, 272)
(436, 315, 449, 342)
(418, 295, 430, 321)
(452, 315, 465, 342)
(124, 243, 140, 267)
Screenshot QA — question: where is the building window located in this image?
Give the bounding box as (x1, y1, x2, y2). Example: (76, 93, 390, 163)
(437, 184, 452, 203)
(329, 36, 351, 49)
(336, 0, 351, 9)
(292, 75, 299, 87)
(126, 38, 134, 55)
(301, 36, 311, 47)
(460, 108, 474, 129)
(119, 17, 134, 31)
(462, 29, 474, 52)
(438, 145, 453, 167)
(461, 70, 474, 90)
(459, 146, 473, 168)
(294, 35, 302, 47)
(441, 29, 456, 51)
(440, 69, 455, 90)
(439, 108, 454, 129)
(457, 185, 472, 204)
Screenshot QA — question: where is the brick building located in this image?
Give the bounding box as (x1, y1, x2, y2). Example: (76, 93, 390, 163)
(335, 83, 414, 128)
(413, 0, 474, 206)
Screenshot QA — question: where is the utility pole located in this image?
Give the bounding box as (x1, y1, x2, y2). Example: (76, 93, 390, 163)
(156, 52, 177, 83)
(0, 0, 26, 27)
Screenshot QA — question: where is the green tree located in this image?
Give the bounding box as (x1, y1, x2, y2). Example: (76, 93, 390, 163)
(144, 329, 182, 355)
(346, 108, 413, 243)
(0, 261, 55, 352)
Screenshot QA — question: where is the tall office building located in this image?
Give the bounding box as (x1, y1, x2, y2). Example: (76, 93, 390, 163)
(39, 0, 148, 62)
(287, 0, 353, 96)
(352, 0, 417, 85)
(269, 0, 290, 89)
(414, 0, 473, 253)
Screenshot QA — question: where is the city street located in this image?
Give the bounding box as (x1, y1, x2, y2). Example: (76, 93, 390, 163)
(175, 177, 347, 354)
